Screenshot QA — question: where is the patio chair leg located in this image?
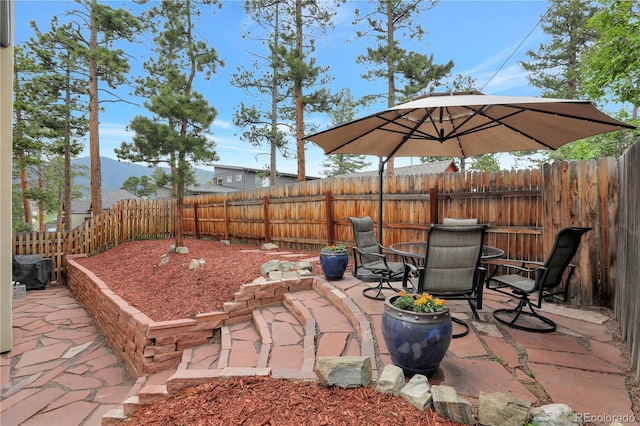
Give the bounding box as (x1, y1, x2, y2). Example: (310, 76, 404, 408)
(451, 317, 470, 338)
(493, 299, 556, 333)
(362, 278, 399, 300)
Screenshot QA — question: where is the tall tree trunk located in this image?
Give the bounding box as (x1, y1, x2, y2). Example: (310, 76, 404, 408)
(37, 162, 45, 232)
(295, 0, 305, 182)
(19, 151, 31, 225)
(89, 0, 102, 215)
(385, 1, 395, 175)
(269, 2, 280, 186)
(64, 55, 72, 232)
(174, 0, 196, 248)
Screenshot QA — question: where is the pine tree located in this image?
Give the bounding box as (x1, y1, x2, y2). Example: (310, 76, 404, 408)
(116, 0, 223, 248)
(231, 0, 293, 185)
(520, 0, 598, 99)
(320, 89, 371, 177)
(63, 0, 141, 215)
(354, 0, 453, 174)
(30, 19, 89, 231)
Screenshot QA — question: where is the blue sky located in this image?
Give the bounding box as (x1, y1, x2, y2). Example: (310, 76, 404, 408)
(14, 0, 552, 177)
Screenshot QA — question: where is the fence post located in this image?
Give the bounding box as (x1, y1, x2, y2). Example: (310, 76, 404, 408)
(194, 202, 200, 240)
(325, 191, 334, 245)
(224, 199, 229, 240)
(263, 196, 270, 243)
(429, 186, 439, 224)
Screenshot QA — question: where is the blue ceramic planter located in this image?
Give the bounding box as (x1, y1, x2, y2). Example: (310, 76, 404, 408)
(381, 295, 452, 377)
(319, 250, 348, 280)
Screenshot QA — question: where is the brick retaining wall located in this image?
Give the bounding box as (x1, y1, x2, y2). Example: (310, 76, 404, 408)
(66, 255, 315, 378)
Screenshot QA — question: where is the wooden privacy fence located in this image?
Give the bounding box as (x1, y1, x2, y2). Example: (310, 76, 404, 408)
(10, 160, 619, 309)
(13, 199, 174, 282)
(181, 160, 617, 308)
(616, 140, 640, 381)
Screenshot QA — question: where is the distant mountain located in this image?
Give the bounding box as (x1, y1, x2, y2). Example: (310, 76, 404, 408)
(72, 157, 214, 195)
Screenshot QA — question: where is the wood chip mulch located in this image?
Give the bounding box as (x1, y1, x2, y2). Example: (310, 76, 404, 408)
(75, 238, 326, 322)
(120, 376, 464, 425)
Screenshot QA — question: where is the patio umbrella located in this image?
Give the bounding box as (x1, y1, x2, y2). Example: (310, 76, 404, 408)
(304, 91, 635, 240)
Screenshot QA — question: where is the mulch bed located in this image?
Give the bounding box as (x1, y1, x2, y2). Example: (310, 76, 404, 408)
(120, 376, 463, 426)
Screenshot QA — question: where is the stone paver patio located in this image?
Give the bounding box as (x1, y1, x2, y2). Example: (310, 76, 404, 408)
(1, 270, 638, 425)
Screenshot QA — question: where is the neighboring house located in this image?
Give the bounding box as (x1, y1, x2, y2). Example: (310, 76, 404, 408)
(68, 190, 140, 229)
(212, 165, 320, 190)
(155, 183, 241, 199)
(350, 160, 459, 177)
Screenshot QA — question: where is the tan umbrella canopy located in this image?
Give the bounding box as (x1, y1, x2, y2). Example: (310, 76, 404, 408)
(305, 91, 635, 240)
(306, 91, 634, 159)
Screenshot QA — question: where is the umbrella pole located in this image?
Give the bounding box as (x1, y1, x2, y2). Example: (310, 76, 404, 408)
(378, 157, 388, 245)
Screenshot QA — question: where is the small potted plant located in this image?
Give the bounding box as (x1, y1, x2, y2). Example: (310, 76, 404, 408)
(319, 243, 348, 280)
(382, 291, 452, 377)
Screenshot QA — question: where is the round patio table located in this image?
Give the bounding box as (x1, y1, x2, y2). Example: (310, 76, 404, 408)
(389, 241, 504, 266)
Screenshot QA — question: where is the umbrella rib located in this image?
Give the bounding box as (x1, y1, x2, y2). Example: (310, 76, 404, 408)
(502, 104, 635, 128)
(319, 112, 404, 154)
(385, 112, 431, 158)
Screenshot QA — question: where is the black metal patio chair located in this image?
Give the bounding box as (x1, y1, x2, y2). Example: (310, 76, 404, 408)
(348, 216, 405, 300)
(401, 224, 488, 337)
(486, 226, 591, 333)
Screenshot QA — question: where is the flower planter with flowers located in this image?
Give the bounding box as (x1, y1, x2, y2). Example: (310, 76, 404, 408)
(319, 244, 349, 280)
(381, 291, 452, 377)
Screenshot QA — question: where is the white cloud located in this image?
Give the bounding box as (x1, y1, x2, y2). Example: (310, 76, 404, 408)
(213, 119, 232, 129)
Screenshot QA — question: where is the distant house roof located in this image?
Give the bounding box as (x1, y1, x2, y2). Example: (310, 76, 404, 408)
(212, 164, 321, 180)
(70, 189, 140, 214)
(350, 160, 458, 177)
(186, 184, 240, 194)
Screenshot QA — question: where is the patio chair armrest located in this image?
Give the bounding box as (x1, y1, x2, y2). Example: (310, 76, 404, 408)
(488, 259, 545, 274)
(352, 247, 386, 260)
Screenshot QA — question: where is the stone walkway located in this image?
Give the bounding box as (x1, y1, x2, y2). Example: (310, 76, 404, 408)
(1, 274, 638, 425)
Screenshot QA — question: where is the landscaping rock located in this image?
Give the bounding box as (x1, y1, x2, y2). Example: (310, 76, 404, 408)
(431, 385, 475, 425)
(399, 374, 432, 411)
(175, 246, 189, 255)
(294, 261, 313, 271)
(315, 356, 371, 389)
(158, 257, 170, 267)
(260, 260, 315, 280)
(376, 365, 405, 395)
(261, 243, 279, 250)
(529, 403, 582, 426)
(260, 260, 281, 275)
(188, 259, 205, 270)
(478, 391, 530, 426)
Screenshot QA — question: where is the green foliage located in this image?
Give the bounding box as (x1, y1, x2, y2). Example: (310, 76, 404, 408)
(392, 291, 448, 313)
(469, 155, 500, 172)
(544, 111, 639, 162)
(121, 175, 156, 197)
(320, 89, 372, 176)
(117, 0, 221, 246)
(231, 0, 335, 183)
(520, 0, 598, 99)
(321, 243, 346, 252)
(582, 0, 640, 108)
(489, 355, 504, 364)
(12, 186, 33, 232)
(151, 168, 171, 189)
(354, 0, 453, 106)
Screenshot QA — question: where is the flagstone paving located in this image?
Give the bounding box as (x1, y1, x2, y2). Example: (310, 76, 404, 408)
(1, 274, 638, 425)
